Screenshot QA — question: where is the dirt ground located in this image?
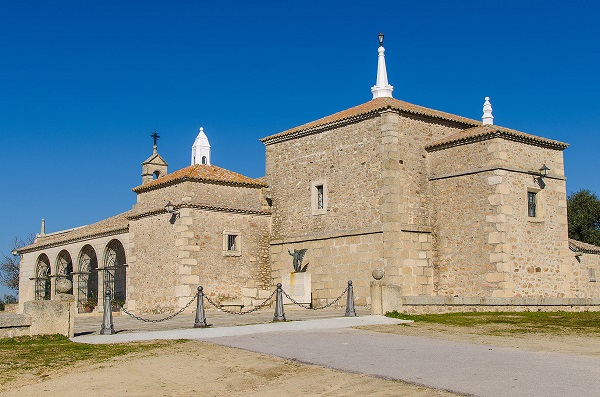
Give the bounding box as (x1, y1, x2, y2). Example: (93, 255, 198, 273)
(4, 322, 599, 396)
(1, 340, 462, 397)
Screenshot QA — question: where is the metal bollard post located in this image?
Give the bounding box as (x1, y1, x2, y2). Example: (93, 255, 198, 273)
(194, 286, 208, 328)
(273, 283, 286, 321)
(345, 280, 357, 317)
(100, 289, 116, 335)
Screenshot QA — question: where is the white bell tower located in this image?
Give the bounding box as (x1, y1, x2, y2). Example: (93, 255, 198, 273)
(192, 127, 211, 165)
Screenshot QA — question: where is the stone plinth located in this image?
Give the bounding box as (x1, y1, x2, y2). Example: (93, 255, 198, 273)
(282, 272, 311, 305)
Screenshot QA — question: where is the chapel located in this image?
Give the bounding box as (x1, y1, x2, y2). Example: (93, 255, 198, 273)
(16, 35, 600, 314)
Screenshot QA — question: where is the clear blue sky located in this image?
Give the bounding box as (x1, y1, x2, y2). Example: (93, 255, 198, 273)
(1, 1, 599, 297)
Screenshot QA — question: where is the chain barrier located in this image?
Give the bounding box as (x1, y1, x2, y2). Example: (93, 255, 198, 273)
(117, 294, 197, 323)
(282, 286, 349, 310)
(203, 290, 277, 315)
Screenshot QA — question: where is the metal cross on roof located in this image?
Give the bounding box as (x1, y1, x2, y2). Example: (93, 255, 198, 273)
(151, 130, 160, 146)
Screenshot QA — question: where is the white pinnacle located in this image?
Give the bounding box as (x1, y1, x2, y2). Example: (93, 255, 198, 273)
(191, 127, 211, 165)
(371, 38, 394, 99)
(482, 96, 494, 125)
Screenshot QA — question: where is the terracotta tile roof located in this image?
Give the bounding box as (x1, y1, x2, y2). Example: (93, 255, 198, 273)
(132, 164, 267, 193)
(425, 125, 569, 152)
(18, 212, 131, 254)
(261, 97, 481, 145)
(569, 239, 600, 255)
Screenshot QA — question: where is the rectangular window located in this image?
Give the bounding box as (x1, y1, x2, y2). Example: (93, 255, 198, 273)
(311, 180, 327, 215)
(227, 234, 237, 251)
(589, 268, 596, 282)
(528, 191, 537, 217)
(223, 231, 241, 256)
(316, 185, 324, 210)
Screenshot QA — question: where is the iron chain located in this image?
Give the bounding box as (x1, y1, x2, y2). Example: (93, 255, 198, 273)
(203, 290, 276, 315)
(282, 286, 348, 310)
(118, 294, 197, 323)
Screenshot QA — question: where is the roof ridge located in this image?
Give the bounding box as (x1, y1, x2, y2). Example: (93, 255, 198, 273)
(261, 97, 480, 145)
(133, 164, 267, 193)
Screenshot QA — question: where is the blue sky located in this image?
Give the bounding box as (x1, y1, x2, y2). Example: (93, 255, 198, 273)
(1, 1, 599, 297)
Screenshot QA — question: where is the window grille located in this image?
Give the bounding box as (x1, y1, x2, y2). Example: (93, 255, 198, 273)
(316, 185, 324, 210)
(227, 234, 237, 251)
(528, 191, 537, 217)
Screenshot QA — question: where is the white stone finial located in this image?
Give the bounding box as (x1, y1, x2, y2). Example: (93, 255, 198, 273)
(192, 127, 211, 165)
(40, 218, 46, 236)
(371, 33, 393, 99)
(482, 96, 494, 125)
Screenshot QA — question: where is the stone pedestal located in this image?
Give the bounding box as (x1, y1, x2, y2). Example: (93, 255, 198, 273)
(282, 272, 311, 305)
(370, 282, 403, 315)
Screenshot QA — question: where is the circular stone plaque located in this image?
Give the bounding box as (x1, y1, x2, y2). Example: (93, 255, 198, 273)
(372, 268, 385, 280)
(55, 277, 73, 293)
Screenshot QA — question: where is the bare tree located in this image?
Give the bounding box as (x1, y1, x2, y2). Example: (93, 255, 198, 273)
(0, 235, 35, 292)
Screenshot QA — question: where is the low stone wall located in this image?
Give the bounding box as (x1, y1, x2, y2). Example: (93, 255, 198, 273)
(395, 296, 600, 314)
(0, 296, 76, 339)
(0, 314, 32, 338)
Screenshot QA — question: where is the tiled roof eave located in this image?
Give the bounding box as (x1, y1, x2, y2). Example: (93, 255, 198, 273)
(127, 204, 271, 220)
(569, 239, 600, 255)
(132, 175, 267, 194)
(18, 226, 129, 254)
(425, 130, 569, 152)
(261, 104, 480, 145)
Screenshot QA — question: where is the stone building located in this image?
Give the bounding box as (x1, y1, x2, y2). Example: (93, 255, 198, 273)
(16, 36, 600, 314)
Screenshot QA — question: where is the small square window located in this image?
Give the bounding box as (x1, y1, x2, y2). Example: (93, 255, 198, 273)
(223, 231, 241, 256)
(528, 191, 537, 217)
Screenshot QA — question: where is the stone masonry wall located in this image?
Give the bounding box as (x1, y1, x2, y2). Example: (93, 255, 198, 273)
(265, 117, 384, 240)
(380, 112, 462, 292)
(430, 136, 570, 298)
(135, 181, 265, 213)
(573, 252, 600, 298)
(270, 231, 384, 307)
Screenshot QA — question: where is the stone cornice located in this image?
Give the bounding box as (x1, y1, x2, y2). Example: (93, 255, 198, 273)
(429, 166, 567, 181)
(127, 203, 271, 221)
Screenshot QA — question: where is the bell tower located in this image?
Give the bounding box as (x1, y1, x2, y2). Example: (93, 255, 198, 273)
(141, 130, 168, 185)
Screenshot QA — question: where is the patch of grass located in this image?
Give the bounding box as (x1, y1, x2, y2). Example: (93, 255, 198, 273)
(0, 335, 182, 387)
(386, 311, 600, 335)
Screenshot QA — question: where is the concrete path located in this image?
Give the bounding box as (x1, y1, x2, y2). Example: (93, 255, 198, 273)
(72, 315, 406, 344)
(206, 327, 600, 397)
(73, 316, 600, 397)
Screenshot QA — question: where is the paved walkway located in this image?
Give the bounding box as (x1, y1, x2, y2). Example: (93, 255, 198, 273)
(72, 313, 600, 397)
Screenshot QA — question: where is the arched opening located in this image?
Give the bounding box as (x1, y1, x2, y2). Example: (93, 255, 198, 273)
(153, 170, 160, 180)
(104, 239, 126, 310)
(55, 250, 73, 295)
(201, 156, 207, 165)
(34, 254, 51, 300)
(77, 245, 98, 313)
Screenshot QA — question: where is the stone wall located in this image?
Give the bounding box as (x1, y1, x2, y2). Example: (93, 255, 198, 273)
(429, 135, 571, 298)
(393, 296, 600, 314)
(135, 180, 265, 213)
(270, 229, 383, 307)
(265, 117, 384, 240)
(127, 176, 272, 313)
(572, 252, 600, 298)
(265, 110, 465, 302)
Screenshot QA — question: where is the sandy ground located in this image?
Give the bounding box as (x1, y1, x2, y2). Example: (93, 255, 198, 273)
(4, 320, 599, 396)
(1, 341, 462, 397)
(359, 322, 600, 357)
